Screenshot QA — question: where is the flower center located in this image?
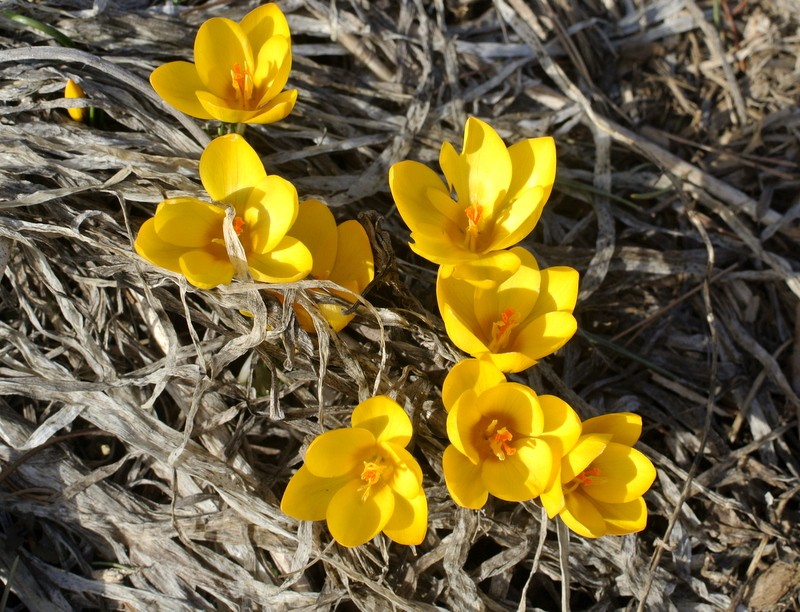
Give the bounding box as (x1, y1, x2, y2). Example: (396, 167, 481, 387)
(488, 308, 519, 353)
(565, 467, 602, 494)
(231, 62, 254, 108)
(233, 215, 246, 236)
(358, 459, 387, 501)
(464, 204, 483, 251)
(484, 419, 516, 461)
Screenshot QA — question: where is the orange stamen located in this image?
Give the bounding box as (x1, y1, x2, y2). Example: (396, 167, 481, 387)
(488, 308, 518, 352)
(233, 216, 246, 236)
(576, 467, 601, 486)
(464, 204, 484, 250)
(358, 460, 385, 501)
(484, 419, 516, 460)
(231, 62, 254, 108)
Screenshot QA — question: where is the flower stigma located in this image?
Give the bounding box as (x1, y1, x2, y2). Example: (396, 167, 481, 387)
(484, 419, 516, 460)
(464, 204, 483, 250)
(233, 215, 246, 236)
(358, 458, 387, 501)
(488, 308, 519, 352)
(231, 62, 254, 108)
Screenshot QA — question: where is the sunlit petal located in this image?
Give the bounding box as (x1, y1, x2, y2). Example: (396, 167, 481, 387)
(441, 358, 506, 413)
(244, 175, 298, 254)
(253, 36, 292, 103)
(478, 382, 543, 437)
(352, 396, 412, 447)
(329, 220, 374, 291)
(560, 490, 607, 538)
(134, 217, 184, 273)
(194, 18, 253, 98)
(178, 247, 235, 289)
(304, 428, 375, 478)
(443, 445, 488, 509)
(491, 186, 546, 251)
(482, 440, 552, 501)
(582, 444, 656, 504)
(529, 266, 580, 319)
(506, 136, 556, 205)
(482, 350, 536, 374)
(281, 466, 349, 521)
(326, 480, 395, 547)
(561, 433, 611, 482)
(447, 392, 483, 463)
(241, 89, 297, 125)
(153, 198, 224, 248)
(150, 62, 213, 120)
(248, 236, 312, 282)
(383, 490, 427, 545)
(386, 447, 422, 499)
(511, 311, 578, 362)
(240, 3, 291, 54)
(581, 413, 643, 446)
(539, 395, 582, 458)
(596, 497, 648, 535)
(540, 461, 565, 518)
(448, 249, 521, 289)
(199, 134, 266, 209)
(288, 199, 337, 279)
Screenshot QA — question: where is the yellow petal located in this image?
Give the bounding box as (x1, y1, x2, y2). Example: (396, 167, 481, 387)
(581, 413, 642, 446)
(561, 433, 611, 483)
(441, 358, 506, 413)
(448, 249, 521, 289)
(351, 396, 412, 447)
(281, 465, 349, 521)
(329, 220, 374, 291)
(195, 91, 254, 124)
(304, 427, 375, 478)
(153, 198, 224, 248)
(386, 446, 423, 499)
(194, 17, 253, 99)
(478, 382, 543, 437)
(474, 252, 541, 330)
(288, 199, 337, 279)
(64, 79, 86, 122)
(326, 479, 395, 547)
(539, 461, 565, 518)
(178, 247, 235, 289)
(529, 266, 579, 319)
(134, 217, 184, 273)
(506, 136, 556, 206)
(510, 311, 578, 362)
(240, 3, 291, 53)
(446, 390, 483, 463)
(200, 134, 267, 211)
(482, 439, 552, 501)
(383, 489, 428, 545)
(244, 175, 299, 254)
(442, 445, 488, 509)
(440, 117, 512, 218)
(582, 443, 656, 504)
(240, 89, 298, 125)
(317, 303, 355, 333)
(437, 268, 489, 355)
(539, 395, 582, 458)
(491, 185, 546, 251)
(248, 236, 312, 282)
(480, 351, 537, 374)
(596, 497, 648, 535)
(253, 36, 292, 104)
(560, 490, 607, 538)
(149, 62, 213, 120)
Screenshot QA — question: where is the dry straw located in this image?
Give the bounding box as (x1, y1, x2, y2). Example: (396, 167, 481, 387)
(1, 0, 799, 610)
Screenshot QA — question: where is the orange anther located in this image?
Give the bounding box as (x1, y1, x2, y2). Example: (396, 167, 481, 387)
(233, 216, 246, 236)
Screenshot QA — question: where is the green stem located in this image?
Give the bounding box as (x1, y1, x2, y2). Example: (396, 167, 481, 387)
(3, 10, 76, 47)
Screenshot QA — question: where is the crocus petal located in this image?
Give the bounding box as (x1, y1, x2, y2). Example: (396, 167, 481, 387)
(150, 61, 213, 120)
(528, 266, 580, 319)
(195, 91, 255, 124)
(478, 382, 543, 437)
(389, 160, 463, 259)
(596, 497, 648, 535)
(200, 134, 267, 210)
(561, 433, 611, 483)
(383, 490, 428, 545)
(581, 413, 642, 446)
(281, 465, 350, 521)
(385, 446, 422, 499)
(539, 461, 565, 518)
(64, 79, 86, 122)
(510, 311, 578, 362)
(441, 358, 506, 413)
(134, 217, 185, 273)
(178, 248, 235, 289)
(326, 480, 395, 548)
(482, 440, 552, 501)
(240, 89, 297, 125)
(288, 199, 338, 279)
(582, 444, 656, 504)
(506, 136, 556, 205)
(443, 445, 488, 509)
(560, 490, 607, 538)
(253, 36, 292, 104)
(329, 220, 374, 291)
(474, 253, 541, 330)
(448, 249, 521, 289)
(194, 17, 253, 98)
(480, 350, 537, 374)
(153, 198, 224, 247)
(240, 3, 291, 55)
(490, 186, 546, 251)
(447, 391, 483, 463)
(351, 396, 412, 447)
(316, 303, 355, 333)
(539, 395, 582, 458)
(440, 117, 512, 218)
(304, 427, 375, 478)
(244, 175, 298, 254)
(247, 236, 312, 282)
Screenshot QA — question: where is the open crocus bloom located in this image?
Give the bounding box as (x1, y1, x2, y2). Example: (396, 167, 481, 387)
(437, 246, 579, 373)
(281, 396, 427, 547)
(286, 199, 374, 332)
(389, 116, 556, 274)
(150, 4, 297, 124)
(134, 134, 311, 289)
(541, 413, 657, 538)
(441, 359, 556, 508)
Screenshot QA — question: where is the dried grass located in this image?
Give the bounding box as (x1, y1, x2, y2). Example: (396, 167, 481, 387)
(1, 0, 799, 610)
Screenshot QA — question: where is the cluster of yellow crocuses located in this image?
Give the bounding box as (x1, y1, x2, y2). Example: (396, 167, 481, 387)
(123, 3, 655, 548)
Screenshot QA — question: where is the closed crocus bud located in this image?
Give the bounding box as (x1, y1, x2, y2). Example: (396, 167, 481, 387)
(64, 79, 86, 122)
